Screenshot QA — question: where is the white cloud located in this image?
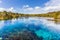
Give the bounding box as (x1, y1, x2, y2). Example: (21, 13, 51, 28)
(0, 8, 5, 11)
(8, 7, 16, 12)
(35, 6, 41, 10)
(0, 0, 60, 14)
(0, 7, 16, 12)
(9, 7, 14, 11)
(45, 0, 60, 6)
(23, 7, 33, 11)
(22, 5, 42, 14)
(23, 5, 33, 11)
(23, 5, 29, 8)
(44, 0, 60, 12)
(22, 0, 60, 14)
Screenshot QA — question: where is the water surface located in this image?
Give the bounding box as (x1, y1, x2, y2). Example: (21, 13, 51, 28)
(0, 17, 60, 40)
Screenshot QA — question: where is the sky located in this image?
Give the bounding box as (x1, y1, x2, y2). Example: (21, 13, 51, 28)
(0, 0, 60, 14)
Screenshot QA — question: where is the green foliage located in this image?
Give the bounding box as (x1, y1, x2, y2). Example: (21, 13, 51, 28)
(0, 11, 60, 20)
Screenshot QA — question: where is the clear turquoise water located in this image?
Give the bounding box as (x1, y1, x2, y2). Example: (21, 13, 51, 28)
(0, 17, 60, 40)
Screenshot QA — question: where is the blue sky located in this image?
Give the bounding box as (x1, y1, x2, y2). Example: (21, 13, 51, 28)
(0, 0, 60, 14)
(0, 0, 49, 8)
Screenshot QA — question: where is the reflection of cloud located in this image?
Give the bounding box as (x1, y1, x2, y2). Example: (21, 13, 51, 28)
(41, 18, 60, 31)
(0, 17, 60, 32)
(0, 21, 5, 29)
(11, 19, 17, 24)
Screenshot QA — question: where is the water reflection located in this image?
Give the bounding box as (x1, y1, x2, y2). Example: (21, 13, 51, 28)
(0, 17, 60, 40)
(54, 19, 60, 24)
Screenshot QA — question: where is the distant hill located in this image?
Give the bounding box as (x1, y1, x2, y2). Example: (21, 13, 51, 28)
(39, 11, 60, 19)
(0, 11, 60, 20)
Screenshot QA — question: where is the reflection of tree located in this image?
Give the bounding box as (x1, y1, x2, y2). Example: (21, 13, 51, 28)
(4, 20, 11, 24)
(54, 19, 60, 24)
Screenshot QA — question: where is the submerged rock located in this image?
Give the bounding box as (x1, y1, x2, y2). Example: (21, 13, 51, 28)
(2, 29, 41, 40)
